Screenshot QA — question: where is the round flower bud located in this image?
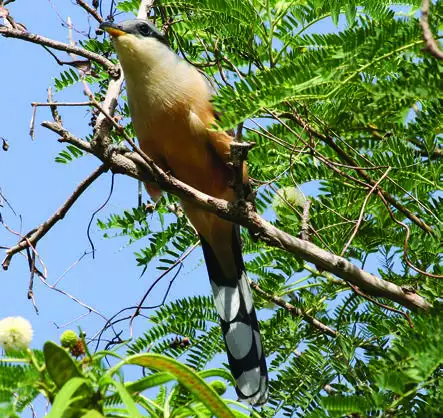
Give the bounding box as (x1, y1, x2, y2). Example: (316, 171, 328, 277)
(60, 330, 79, 348)
(0, 316, 33, 351)
(210, 380, 227, 395)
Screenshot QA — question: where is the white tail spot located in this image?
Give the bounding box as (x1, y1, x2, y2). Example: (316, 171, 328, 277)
(236, 366, 261, 397)
(210, 282, 240, 322)
(225, 322, 253, 360)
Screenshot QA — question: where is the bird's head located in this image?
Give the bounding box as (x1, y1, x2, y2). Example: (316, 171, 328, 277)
(100, 19, 169, 68)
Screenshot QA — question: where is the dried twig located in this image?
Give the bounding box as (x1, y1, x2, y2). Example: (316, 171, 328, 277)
(346, 281, 414, 328)
(53, 250, 93, 287)
(129, 242, 198, 336)
(42, 45, 91, 73)
(33, 266, 112, 326)
(29, 104, 37, 139)
(29, 101, 92, 139)
(26, 248, 39, 314)
(1, 219, 48, 279)
(420, 0, 443, 60)
(0, 26, 119, 76)
(76, 0, 103, 23)
(32, 101, 92, 107)
(54, 311, 92, 329)
(3, 164, 108, 269)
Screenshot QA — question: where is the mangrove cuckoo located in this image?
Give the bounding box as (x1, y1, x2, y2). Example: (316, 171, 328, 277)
(100, 19, 269, 405)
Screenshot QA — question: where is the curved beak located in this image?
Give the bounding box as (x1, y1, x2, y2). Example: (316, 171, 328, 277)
(100, 22, 127, 38)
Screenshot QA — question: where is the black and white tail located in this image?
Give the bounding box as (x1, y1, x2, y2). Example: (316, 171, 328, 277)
(200, 226, 269, 405)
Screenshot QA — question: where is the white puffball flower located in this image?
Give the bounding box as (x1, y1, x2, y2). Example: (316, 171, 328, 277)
(272, 186, 307, 211)
(0, 317, 33, 351)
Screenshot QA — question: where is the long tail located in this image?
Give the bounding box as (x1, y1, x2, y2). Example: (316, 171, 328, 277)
(200, 226, 269, 405)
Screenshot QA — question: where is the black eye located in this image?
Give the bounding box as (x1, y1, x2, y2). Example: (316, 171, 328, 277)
(138, 23, 151, 37)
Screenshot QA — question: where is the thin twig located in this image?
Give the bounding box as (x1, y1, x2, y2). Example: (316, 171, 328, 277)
(249, 280, 338, 337)
(53, 250, 93, 287)
(54, 311, 92, 329)
(129, 243, 199, 336)
(0, 187, 17, 216)
(29, 101, 92, 140)
(420, 0, 443, 60)
(41, 45, 90, 72)
(32, 101, 92, 107)
(29, 104, 37, 139)
(3, 165, 108, 269)
(378, 192, 443, 279)
(28, 403, 37, 418)
(86, 173, 114, 258)
(1, 219, 48, 278)
(346, 281, 414, 328)
(340, 167, 391, 256)
(26, 247, 39, 314)
(34, 267, 112, 327)
(0, 26, 119, 75)
(76, 0, 103, 23)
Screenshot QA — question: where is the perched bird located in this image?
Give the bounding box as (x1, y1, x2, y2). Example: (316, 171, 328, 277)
(100, 19, 268, 405)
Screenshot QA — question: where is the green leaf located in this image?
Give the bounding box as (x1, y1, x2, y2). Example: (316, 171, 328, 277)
(43, 342, 84, 389)
(105, 378, 143, 418)
(107, 354, 236, 418)
(47, 377, 88, 418)
(124, 372, 174, 394)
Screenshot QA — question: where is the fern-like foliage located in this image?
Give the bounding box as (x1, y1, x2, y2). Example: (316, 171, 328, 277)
(88, 0, 443, 416)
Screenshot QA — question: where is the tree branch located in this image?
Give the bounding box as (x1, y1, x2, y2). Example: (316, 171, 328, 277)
(35, 120, 431, 312)
(75, 0, 103, 23)
(2, 164, 108, 269)
(0, 25, 119, 76)
(420, 0, 443, 60)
